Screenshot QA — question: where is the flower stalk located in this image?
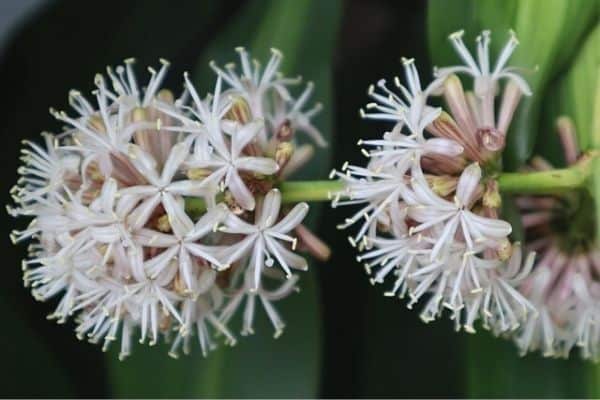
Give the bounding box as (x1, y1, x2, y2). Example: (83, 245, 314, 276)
(190, 150, 598, 211)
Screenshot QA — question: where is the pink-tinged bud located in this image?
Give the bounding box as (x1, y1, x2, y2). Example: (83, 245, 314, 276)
(423, 138, 464, 157)
(295, 224, 331, 262)
(477, 127, 505, 153)
(556, 116, 579, 165)
(443, 75, 478, 148)
(428, 111, 480, 161)
(497, 81, 522, 136)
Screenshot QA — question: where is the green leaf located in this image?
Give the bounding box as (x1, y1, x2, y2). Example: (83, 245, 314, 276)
(428, 0, 597, 170)
(556, 25, 600, 151)
(466, 333, 591, 398)
(0, 299, 73, 397)
(107, 0, 342, 397)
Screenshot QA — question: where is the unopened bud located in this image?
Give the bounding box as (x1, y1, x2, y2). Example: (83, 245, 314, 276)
(225, 96, 251, 124)
(224, 191, 244, 215)
(132, 107, 147, 123)
(156, 214, 171, 232)
(186, 168, 212, 180)
(275, 142, 294, 168)
(426, 175, 458, 197)
(157, 89, 174, 104)
(496, 238, 512, 261)
(276, 120, 293, 141)
(477, 127, 505, 152)
(482, 181, 501, 209)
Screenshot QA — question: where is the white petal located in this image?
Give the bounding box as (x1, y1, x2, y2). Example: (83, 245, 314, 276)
(231, 120, 263, 157)
(161, 140, 191, 184)
(162, 192, 194, 239)
(270, 202, 308, 233)
(258, 189, 282, 229)
(227, 169, 255, 211)
(456, 163, 481, 206)
(235, 156, 279, 175)
(133, 228, 178, 247)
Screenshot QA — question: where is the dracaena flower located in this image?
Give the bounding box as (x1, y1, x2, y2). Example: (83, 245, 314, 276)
(9, 50, 329, 359)
(435, 30, 532, 98)
(333, 30, 535, 337)
(219, 188, 309, 289)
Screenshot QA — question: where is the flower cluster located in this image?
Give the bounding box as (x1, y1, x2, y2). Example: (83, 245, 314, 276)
(332, 30, 537, 334)
(515, 117, 600, 360)
(9, 49, 329, 359)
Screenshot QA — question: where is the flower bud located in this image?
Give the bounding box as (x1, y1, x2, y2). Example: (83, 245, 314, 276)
(156, 214, 172, 232)
(482, 181, 502, 209)
(275, 142, 294, 169)
(186, 168, 212, 180)
(426, 174, 458, 197)
(225, 96, 252, 124)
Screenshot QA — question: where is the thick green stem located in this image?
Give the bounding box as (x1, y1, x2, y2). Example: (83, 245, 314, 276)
(498, 152, 597, 195)
(185, 152, 599, 213)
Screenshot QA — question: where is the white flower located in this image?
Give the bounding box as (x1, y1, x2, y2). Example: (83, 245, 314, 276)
(360, 58, 443, 135)
(220, 189, 309, 289)
(408, 163, 511, 260)
(169, 286, 237, 358)
(133, 204, 228, 291)
(210, 47, 296, 120)
(119, 140, 209, 229)
(219, 265, 300, 337)
(269, 81, 327, 147)
(435, 30, 531, 98)
(187, 119, 279, 211)
(10, 53, 323, 358)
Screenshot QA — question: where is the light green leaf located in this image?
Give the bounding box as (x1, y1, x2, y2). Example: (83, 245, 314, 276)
(108, 0, 341, 397)
(0, 299, 73, 397)
(428, 0, 596, 170)
(466, 333, 590, 398)
(556, 25, 600, 151)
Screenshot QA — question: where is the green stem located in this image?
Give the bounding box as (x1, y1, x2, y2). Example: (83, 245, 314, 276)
(498, 152, 597, 195)
(185, 152, 599, 213)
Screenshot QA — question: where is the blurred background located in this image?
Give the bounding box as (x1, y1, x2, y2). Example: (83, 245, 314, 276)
(0, 0, 597, 397)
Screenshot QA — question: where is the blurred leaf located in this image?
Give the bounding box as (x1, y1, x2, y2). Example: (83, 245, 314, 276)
(466, 333, 591, 398)
(107, 0, 342, 397)
(556, 25, 600, 151)
(0, 298, 73, 397)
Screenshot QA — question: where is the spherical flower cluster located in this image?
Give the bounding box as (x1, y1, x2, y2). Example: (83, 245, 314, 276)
(9, 49, 329, 359)
(331, 30, 536, 334)
(516, 117, 600, 360)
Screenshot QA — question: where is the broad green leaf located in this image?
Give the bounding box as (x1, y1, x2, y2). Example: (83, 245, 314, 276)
(108, 0, 341, 397)
(0, 299, 73, 397)
(428, 0, 597, 170)
(466, 333, 590, 398)
(556, 25, 600, 151)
